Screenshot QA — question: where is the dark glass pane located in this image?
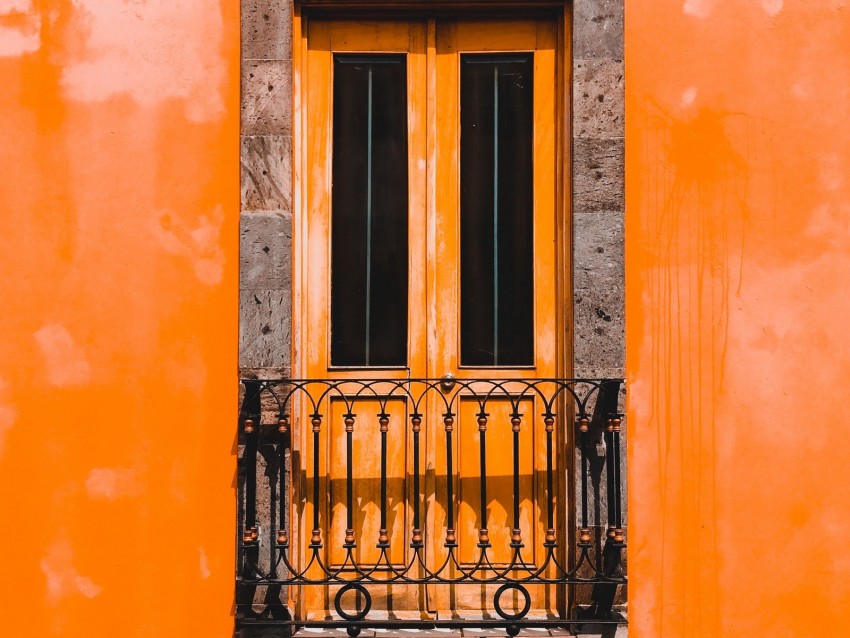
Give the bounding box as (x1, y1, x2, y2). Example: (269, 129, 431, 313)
(460, 54, 534, 366)
(331, 55, 409, 367)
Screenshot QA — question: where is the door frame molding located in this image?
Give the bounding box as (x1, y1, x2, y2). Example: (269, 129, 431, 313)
(291, 1, 572, 405)
(290, 2, 574, 618)
(297, 0, 565, 19)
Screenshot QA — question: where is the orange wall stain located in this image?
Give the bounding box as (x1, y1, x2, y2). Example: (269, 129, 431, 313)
(627, 1, 850, 635)
(0, 1, 238, 636)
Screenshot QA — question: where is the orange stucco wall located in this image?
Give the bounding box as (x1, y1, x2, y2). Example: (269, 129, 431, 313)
(627, 1, 850, 635)
(4, 0, 850, 636)
(0, 2, 238, 636)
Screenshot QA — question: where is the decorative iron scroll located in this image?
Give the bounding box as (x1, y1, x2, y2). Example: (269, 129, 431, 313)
(236, 378, 626, 637)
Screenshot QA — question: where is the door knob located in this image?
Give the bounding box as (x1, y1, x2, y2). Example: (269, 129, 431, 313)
(440, 373, 456, 393)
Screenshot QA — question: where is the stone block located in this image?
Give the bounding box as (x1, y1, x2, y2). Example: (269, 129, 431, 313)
(574, 287, 625, 375)
(240, 367, 292, 380)
(573, 0, 624, 60)
(240, 289, 292, 369)
(242, 0, 292, 61)
(573, 59, 624, 139)
(573, 211, 624, 287)
(572, 212, 625, 373)
(574, 137, 624, 214)
(240, 211, 292, 289)
(242, 60, 292, 136)
(241, 135, 292, 212)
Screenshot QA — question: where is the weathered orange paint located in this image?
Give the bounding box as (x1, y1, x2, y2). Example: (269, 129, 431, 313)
(627, 1, 850, 635)
(0, 2, 238, 636)
(5, 0, 849, 634)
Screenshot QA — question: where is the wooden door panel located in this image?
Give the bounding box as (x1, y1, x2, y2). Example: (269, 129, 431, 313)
(431, 19, 558, 379)
(327, 398, 409, 567)
(304, 19, 428, 380)
(456, 397, 537, 566)
(428, 19, 561, 615)
(305, 396, 421, 615)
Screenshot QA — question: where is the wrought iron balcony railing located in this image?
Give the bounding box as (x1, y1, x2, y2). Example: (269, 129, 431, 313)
(236, 378, 626, 636)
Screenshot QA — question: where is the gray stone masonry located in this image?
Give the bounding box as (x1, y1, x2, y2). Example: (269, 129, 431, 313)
(572, 1, 625, 381)
(240, 0, 294, 377)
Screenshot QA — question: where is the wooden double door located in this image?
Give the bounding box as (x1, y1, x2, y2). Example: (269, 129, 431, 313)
(295, 16, 566, 619)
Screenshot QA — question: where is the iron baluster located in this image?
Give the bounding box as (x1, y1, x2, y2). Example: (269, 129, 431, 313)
(411, 412, 423, 546)
(345, 412, 356, 548)
(611, 414, 624, 543)
(511, 409, 523, 547)
(241, 379, 262, 547)
(277, 413, 289, 547)
(444, 411, 456, 546)
(477, 410, 490, 546)
(311, 413, 322, 547)
(378, 412, 389, 547)
(544, 413, 556, 546)
(578, 413, 591, 548)
(243, 415, 259, 545)
(605, 416, 617, 543)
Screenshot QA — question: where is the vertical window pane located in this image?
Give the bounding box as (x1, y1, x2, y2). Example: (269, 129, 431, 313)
(460, 54, 534, 367)
(331, 55, 409, 367)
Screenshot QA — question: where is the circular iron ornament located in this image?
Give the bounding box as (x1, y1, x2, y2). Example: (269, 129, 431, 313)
(334, 583, 372, 622)
(493, 583, 532, 621)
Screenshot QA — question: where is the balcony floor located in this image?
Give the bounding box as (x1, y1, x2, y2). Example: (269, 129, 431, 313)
(292, 616, 627, 637)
